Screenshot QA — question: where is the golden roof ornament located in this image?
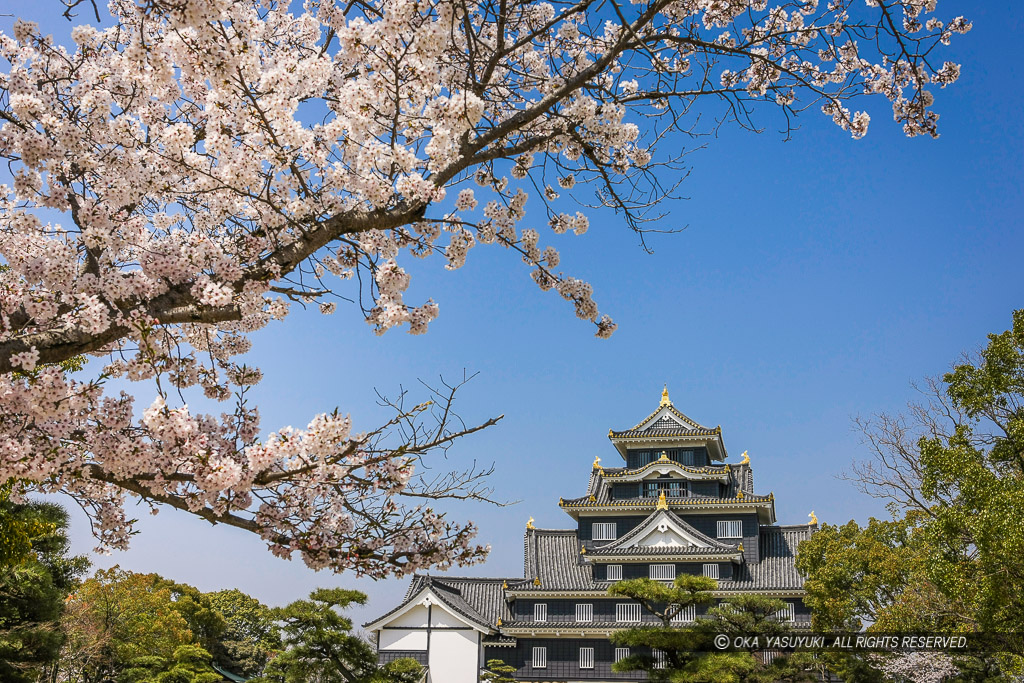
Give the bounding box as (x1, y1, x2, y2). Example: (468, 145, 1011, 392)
(740, 450, 750, 465)
(738, 543, 744, 553)
(502, 580, 508, 589)
(533, 576, 541, 587)
(526, 517, 535, 530)
(659, 451, 669, 461)
(588, 494, 596, 502)
(580, 545, 587, 555)
(593, 455, 601, 469)
(737, 489, 745, 500)
(660, 384, 671, 406)
(496, 618, 502, 626)
(809, 510, 818, 525)
(656, 490, 668, 510)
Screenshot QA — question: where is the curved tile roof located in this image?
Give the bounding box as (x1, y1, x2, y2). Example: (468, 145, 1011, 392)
(365, 575, 515, 630)
(587, 545, 739, 557)
(717, 525, 813, 590)
(601, 460, 731, 480)
(559, 493, 773, 509)
(593, 510, 736, 552)
(524, 528, 595, 590)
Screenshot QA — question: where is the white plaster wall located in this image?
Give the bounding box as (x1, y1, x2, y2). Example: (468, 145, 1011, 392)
(379, 629, 427, 651)
(428, 605, 472, 628)
(428, 629, 478, 683)
(389, 603, 430, 628)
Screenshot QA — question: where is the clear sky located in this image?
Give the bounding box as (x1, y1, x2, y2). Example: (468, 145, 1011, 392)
(2, 1, 1021, 627)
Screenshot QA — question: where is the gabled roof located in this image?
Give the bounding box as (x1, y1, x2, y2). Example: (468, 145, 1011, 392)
(608, 390, 728, 460)
(600, 459, 731, 482)
(586, 509, 742, 561)
(364, 575, 514, 632)
(559, 492, 776, 524)
(594, 509, 737, 552)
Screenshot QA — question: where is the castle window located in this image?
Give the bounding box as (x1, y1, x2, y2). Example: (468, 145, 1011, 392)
(532, 647, 547, 668)
(616, 603, 642, 623)
(650, 564, 675, 580)
(668, 481, 684, 497)
(653, 648, 668, 669)
(606, 564, 623, 581)
(593, 522, 617, 541)
(670, 603, 696, 624)
(717, 520, 742, 538)
(678, 450, 695, 465)
(580, 647, 595, 669)
(576, 603, 593, 622)
(776, 602, 795, 623)
(703, 563, 720, 579)
(615, 647, 631, 663)
(533, 603, 547, 622)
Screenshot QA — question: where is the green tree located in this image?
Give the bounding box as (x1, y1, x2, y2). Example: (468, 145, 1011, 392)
(0, 500, 89, 683)
(480, 658, 517, 682)
(119, 644, 223, 683)
(608, 574, 716, 679)
(795, 516, 958, 633)
(686, 595, 816, 683)
(609, 576, 815, 682)
(60, 568, 206, 682)
(206, 588, 282, 678)
(255, 588, 421, 683)
(797, 309, 1024, 679)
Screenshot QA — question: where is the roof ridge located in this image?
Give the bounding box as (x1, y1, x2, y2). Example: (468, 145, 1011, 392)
(413, 574, 517, 581)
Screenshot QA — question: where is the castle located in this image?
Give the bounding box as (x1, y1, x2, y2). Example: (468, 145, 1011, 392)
(365, 388, 817, 681)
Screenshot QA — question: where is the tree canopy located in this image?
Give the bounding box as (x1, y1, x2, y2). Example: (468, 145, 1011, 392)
(0, 499, 89, 683)
(608, 575, 814, 682)
(796, 309, 1024, 679)
(255, 587, 422, 683)
(0, 0, 971, 575)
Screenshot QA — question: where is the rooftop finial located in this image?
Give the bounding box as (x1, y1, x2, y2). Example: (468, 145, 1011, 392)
(526, 516, 535, 530)
(809, 510, 818, 526)
(740, 450, 750, 465)
(660, 384, 671, 406)
(656, 490, 668, 510)
(592, 455, 602, 470)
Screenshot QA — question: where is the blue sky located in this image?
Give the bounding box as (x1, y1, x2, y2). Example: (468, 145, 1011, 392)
(2, 1, 1021, 624)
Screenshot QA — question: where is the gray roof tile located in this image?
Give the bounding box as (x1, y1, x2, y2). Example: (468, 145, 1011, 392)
(524, 529, 595, 590)
(717, 525, 813, 590)
(366, 575, 515, 630)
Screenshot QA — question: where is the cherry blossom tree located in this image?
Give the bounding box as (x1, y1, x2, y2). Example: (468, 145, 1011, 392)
(0, 0, 969, 577)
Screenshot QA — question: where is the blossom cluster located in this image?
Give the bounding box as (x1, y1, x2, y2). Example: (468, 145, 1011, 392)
(0, 0, 967, 573)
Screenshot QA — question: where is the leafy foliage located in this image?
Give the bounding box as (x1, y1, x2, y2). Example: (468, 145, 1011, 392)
(119, 644, 222, 683)
(686, 595, 816, 683)
(255, 588, 422, 683)
(0, 500, 89, 683)
(59, 568, 205, 682)
(609, 574, 716, 678)
(480, 658, 517, 682)
(798, 309, 1024, 679)
(609, 576, 815, 682)
(0, 0, 970, 575)
(206, 588, 282, 677)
